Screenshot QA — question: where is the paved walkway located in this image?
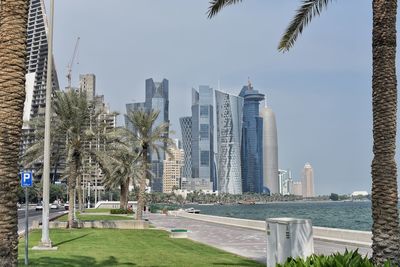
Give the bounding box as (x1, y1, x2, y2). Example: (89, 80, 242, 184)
(147, 213, 372, 264)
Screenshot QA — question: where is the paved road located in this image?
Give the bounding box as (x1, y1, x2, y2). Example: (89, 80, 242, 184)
(17, 208, 66, 234)
(147, 213, 372, 264)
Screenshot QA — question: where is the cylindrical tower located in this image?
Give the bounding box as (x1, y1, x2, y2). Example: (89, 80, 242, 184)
(260, 106, 279, 194)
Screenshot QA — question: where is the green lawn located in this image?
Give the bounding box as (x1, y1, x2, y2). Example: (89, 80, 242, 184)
(56, 213, 133, 222)
(19, 229, 263, 267)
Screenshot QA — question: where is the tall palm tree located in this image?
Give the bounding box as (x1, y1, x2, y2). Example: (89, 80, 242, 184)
(125, 110, 173, 220)
(209, 0, 399, 264)
(96, 132, 142, 210)
(0, 0, 29, 265)
(52, 90, 91, 227)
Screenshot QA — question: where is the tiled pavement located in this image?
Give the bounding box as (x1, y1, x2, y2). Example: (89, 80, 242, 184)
(147, 213, 372, 264)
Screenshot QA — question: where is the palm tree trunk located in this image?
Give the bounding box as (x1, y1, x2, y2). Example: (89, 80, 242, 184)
(136, 146, 148, 220)
(371, 0, 400, 264)
(0, 0, 28, 265)
(120, 177, 130, 210)
(67, 159, 78, 228)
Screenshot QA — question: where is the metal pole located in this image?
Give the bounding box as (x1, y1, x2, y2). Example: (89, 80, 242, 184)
(25, 187, 29, 265)
(73, 189, 76, 221)
(41, 0, 54, 247)
(88, 182, 90, 208)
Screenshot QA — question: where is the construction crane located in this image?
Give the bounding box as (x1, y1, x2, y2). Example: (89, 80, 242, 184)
(66, 37, 80, 89)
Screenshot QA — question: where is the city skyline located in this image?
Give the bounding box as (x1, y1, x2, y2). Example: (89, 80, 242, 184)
(48, 0, 382, 194)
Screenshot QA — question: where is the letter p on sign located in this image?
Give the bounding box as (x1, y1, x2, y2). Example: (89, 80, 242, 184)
(21, 172, 33, 187)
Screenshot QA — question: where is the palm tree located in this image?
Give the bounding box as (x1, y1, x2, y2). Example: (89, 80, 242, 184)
(52, 90, 92, 227)
(96, 133, 142, 210)
(0, 0, 29, 265)
(209, 0, 400, 264)
(125, 110, 173, 220)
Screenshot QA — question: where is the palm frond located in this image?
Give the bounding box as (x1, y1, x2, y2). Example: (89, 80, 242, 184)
(208, 0, 243, 18)
(278, 0, 332, 52)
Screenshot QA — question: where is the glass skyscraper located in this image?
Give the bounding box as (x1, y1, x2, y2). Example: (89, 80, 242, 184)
(215, 90, 243, 194)
(191, 86, 215, 189)
(239, 83, 265, 193)
(125, 78, 169, 192)
(179, 116, 192, 179)
(146, 78, 169, 192)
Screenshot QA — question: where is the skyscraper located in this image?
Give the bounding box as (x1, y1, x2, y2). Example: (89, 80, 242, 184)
(145, 78, 169, 192)
(21, 0, 60, 176)
(215, 90, 243, 194)
(302, 162, 315, 197)
(125, 79, 169, 192)
(23, 0, 60, 124)
(260, 105, 279, 194)
(179, 116, 192, 178)
(191, 86, 215, 188)
(239, 82, 265, 193)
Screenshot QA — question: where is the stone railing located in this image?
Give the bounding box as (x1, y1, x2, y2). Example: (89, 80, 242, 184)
(172, 211, 372, 247)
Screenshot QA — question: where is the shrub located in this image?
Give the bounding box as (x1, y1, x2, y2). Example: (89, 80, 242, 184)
(277, 250, 393, 267)
(110, 208, 134, 214)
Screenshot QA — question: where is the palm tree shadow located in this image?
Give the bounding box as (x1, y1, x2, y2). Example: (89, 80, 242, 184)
(53, 233, 91, 246)
(98, 256, 136, 266)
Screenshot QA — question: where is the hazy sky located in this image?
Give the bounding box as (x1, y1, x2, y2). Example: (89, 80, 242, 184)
(46, 0, 397, 195)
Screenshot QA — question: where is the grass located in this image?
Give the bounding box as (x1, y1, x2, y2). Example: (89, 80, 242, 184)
(56, 213, 133, 222)
(19, 229, 263, 266)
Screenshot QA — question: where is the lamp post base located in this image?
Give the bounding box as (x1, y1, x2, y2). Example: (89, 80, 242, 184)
(32, 241, 58, 251)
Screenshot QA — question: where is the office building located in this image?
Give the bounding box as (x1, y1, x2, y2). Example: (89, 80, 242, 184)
(125, 78, 169, 192)
(260, 105, 279, 194)
(163, 143, 184, 193)
(302, 162, 315, 197)
(191, 86, 216, 188)
(179, 116, 192, 179)
(239, 82, 265, 193)
(146, 78, 169, 192)
(215, 90, 243, 194)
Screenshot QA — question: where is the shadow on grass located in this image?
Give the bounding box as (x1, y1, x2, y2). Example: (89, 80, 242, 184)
(53, 233, 91, 247)
(20, 256, 136, 266)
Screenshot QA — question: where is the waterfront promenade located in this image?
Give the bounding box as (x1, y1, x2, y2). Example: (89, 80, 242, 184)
(147, 213, 372, 264)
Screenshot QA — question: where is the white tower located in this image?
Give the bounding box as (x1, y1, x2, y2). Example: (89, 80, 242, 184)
(260, 106, 279, 194)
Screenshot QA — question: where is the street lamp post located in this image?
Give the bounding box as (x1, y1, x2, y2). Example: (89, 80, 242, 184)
(34, 0, 57, 250)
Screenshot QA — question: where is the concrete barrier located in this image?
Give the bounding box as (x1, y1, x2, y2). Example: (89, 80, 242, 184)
(173, 211, 372, 247)
(94, 201, 137, 210)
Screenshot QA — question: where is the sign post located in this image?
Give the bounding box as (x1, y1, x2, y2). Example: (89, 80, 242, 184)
(21, 172, 33, 266)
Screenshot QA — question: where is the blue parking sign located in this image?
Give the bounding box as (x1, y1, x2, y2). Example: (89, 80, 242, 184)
(21, 172, 33, 187)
